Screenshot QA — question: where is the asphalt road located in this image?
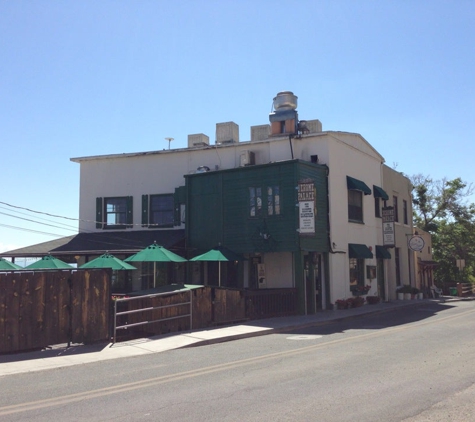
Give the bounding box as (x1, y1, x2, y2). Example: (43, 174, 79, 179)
(1, 301, 474, 421)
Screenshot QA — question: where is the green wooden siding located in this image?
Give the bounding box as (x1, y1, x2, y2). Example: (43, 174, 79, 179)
(186, 160, 329, 255)
(186, 173, 223, 251)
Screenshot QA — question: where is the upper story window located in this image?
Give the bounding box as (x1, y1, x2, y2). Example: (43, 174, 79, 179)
(250, 185, 281, 218)
(403, 199, 408, 225)
(142, 194, 175, 228)
(374, 197, 381, 218)
(249, 187, 262, 217)
(347, 176, 371, 224)
(96, 196, 133, 229)
(373, 185, 388, 218)
(267, 186, 281, 216)
(348, 190, 363, 222)
(393, 195, 399, 222)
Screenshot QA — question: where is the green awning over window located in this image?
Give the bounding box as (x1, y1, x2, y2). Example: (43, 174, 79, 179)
(347, 176, 372, 195)
(376, 245, 391, 259)
(373, 185, 389, 200)
(348, 243, 374, 259)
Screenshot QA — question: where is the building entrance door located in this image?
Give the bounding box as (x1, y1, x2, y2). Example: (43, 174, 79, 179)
(377, 258, 386, 300)
(304, 253, 322, 314)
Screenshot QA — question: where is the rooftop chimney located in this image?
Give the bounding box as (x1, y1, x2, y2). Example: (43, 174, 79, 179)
(269, 91, 299, 136)
(216, 122, 239, 144)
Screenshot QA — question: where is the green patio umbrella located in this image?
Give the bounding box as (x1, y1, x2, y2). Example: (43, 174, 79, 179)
(0, 258, 22, 270)
(79, 253, 137, 270)
(125, 242, 187, 287)
(23, 254, 73, 270)
(190, 245, 245, 287)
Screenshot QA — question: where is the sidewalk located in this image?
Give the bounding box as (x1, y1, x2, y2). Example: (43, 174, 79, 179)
(0, 297, 468, 377)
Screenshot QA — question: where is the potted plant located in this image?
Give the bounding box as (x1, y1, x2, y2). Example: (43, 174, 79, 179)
(396, 286, 404, 300)
(366, 295, 381, 305)
(398, 284, 413, 300)
(335, 299, 348, 310)
(351, 285, 371, 296)
(352, 296, 365, 308)
(411, 287, 420, 300)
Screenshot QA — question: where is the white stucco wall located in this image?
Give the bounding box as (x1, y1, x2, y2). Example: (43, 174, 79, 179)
(382, 165, 415, 299)
(262, 252, 294, 288)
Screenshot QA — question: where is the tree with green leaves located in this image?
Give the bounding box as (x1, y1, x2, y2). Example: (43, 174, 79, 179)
(411, 175, 474, 283)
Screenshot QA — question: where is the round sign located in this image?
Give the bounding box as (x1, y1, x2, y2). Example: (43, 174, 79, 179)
(409, 235, 425, 251)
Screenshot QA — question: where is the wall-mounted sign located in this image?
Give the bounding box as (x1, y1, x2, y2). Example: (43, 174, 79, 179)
(408, 235, 425, 251)
(298, 180, 316, 235)
(382, 206, 395, 247)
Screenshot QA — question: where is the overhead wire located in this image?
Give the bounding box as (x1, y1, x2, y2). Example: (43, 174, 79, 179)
(1, 201, 177, 251)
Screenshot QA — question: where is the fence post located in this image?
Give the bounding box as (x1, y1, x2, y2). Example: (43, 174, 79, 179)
(190, 289, 193, 331)
(113, 299, 117, 344)
(67, 276, 73, 348)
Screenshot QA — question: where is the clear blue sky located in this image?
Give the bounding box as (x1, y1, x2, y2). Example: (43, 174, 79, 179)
(1, 0, 474, 253)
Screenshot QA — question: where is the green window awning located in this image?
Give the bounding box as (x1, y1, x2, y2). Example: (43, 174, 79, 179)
(376, 245, 391, 259)
(347, 176, 372, 195)
(348, 243, 373, 259)
(373, 185, 389, 200)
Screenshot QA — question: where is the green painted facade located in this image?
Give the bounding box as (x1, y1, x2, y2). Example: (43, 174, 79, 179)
(185, 159, 329, 255)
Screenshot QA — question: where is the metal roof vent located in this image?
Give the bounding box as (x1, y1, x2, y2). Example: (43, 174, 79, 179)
(272, 91, 298, 111)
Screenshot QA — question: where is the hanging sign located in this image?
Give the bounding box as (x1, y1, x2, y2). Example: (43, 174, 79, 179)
(382, 206, 395, 247)
(298, 179, 316, 235)
(408, 235, 425, 251)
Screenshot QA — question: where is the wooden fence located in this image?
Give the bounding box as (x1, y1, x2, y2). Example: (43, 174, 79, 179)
(1, 271, 298, 351)
(0, 270, 110, 354)
(457, 282, 475, 297)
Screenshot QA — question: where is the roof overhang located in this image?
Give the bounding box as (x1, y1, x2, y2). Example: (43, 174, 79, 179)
(2, 230, 186, 258)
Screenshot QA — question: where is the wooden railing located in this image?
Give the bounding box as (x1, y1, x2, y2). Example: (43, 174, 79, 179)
(457, 283, 475, 297)
(112, 290, 193, 343)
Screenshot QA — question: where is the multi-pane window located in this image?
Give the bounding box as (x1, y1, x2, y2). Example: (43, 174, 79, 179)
(348, 190, 363, 222)
(393, 195, 399, 222)
(250, 186, 281, 217)
(105, 198, 127, 225)
(349, 258, 364, 287)
(249, 187, 262, 217)
(96, 196, 133, 229)
(403, 199, 408, 225)
(374, 197, 381, 218)
(267, 186, 280, 216)
(150, 194, 174, 227)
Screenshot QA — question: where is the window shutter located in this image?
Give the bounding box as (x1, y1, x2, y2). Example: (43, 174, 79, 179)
(174, 187, 186, 226)
(96, 197, 103, 229)
(142, 194, 149, 226)
(126, 196, 133, 227)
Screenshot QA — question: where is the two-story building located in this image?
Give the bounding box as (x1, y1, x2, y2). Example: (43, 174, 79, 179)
(3, 91, 416, 312)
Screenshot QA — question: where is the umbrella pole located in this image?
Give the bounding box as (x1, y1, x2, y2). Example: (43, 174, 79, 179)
(219, 262, 221, 287)
(153, 262, 156, 288)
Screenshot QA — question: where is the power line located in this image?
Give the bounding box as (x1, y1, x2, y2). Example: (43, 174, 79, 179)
(0, 201, 81, 222)
(0, 211, 78, 232)
(0, 223, 68, 237)
(0, 205, 78, 230)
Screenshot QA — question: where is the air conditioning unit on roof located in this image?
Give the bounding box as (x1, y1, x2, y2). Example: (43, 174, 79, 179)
(240, 150, 255, 167)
